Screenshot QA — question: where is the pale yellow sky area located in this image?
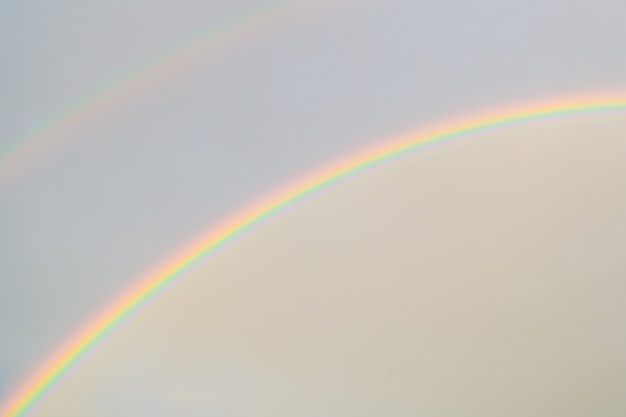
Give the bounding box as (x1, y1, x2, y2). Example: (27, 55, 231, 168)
(34, 114, 626, 416)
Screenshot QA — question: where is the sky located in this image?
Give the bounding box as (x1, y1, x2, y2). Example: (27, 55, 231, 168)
(1, 0, 626, 415)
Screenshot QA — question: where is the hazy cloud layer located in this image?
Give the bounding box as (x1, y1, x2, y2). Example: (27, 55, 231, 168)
(3, 0, 626, 412)
(30, 116, 626, 416)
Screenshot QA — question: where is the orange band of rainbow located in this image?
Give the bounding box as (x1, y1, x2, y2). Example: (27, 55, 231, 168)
(2, 95, 626, 416)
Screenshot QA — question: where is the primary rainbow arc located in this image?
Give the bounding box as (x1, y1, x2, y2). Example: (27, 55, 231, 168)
(2, 94, 626, 417)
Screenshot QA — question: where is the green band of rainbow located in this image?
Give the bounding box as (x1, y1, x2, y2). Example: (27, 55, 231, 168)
(2, 95, 626, 417)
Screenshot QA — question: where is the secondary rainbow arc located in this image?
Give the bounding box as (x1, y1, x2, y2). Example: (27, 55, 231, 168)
(2, 95, 626, 417)
(0, 0, 301, 192)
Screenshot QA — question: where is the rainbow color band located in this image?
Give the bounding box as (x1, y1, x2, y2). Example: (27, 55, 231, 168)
(2, 95, 626, 416)
(0, 0, 306, 192)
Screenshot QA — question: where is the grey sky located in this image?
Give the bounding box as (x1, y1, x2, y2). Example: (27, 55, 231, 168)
(28, 115, 626, 416)
(2, 0, 626, 414)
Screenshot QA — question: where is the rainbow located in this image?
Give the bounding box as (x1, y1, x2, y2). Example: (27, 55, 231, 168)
(0, 0, 315, 191)
(2, 94, 626, 416)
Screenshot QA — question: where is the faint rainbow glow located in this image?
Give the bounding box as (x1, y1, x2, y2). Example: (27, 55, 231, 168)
(0, 0, 315, 191)
(2, 95, 626, 417)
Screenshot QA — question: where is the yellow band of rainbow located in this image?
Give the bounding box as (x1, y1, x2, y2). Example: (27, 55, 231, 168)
(2, 95, 626, 417)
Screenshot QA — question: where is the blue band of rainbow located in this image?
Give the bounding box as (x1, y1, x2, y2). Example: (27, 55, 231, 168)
(2, 95, 626, 417)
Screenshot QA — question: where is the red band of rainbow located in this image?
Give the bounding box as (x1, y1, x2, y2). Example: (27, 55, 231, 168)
(2, 95, 626, 416)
